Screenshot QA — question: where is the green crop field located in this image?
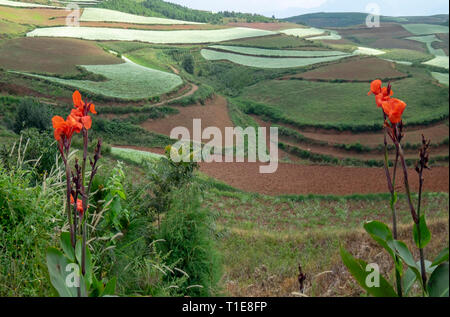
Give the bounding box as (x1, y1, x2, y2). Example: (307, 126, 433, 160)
(80, 7, 203, 25)
(402, 23, 449, 35)
(308, 30, 342, 40)
(239, 66, 449, 129)
(208, 45, 347, 57)
(432, 72, 450, 86)
(353, 47, 386, 56)
(15, 59, 183, 100)
(223, 34, 324, 49)
(26, 26, 276, 44)
(111, 147, 163, 163)
(381, 48, 434, 63)
(200, 49, 351, 69)
(424, 56, 449, 69)
(281, 27, 326, 38)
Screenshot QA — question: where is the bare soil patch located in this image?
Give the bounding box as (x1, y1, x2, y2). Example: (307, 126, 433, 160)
(333, 23, 427, 52)
(286, 57, 407, 81)
(141, 95, 233, 145)
(0, 37, 123, 75)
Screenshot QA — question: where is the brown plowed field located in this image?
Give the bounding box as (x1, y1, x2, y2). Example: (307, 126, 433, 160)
(253, 116, 449, 147)
(0, 37, 123, 75)
(332, 23, 427, 52)
(255, 117, 449, 160)
(115, 146, 449, 196)
(141, 95, 234, 146)
(285, 57, 407, 81)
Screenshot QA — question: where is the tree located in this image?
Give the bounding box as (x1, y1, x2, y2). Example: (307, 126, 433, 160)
(182, 54, 195, 74)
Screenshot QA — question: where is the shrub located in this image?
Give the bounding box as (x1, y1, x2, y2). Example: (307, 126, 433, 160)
(157, 184, 221, 297)
(182, 54, 195, 74)
(9, 98, 51, 134)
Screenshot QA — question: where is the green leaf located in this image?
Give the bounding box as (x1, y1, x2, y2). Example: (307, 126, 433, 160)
(413, 215, 431, 249)
(101, 277, 117, 297)
(60, 232, 75, 262)
(46, 248, 86, 297)
(390, 240, 424, 289)
(364, 221, 395, 258)
(427, 263, 449, 297)
(432, 247, 449, 267)
(75, 240, 93, 286)
(402, 267, 417, 296)
(340, 246, 398, 297)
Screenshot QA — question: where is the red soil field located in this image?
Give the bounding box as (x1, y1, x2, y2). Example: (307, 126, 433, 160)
(115, 147, 449, 196)
(141, 95, 234, 146)
(253, 116, 450, 147)
(286, 57, 407, 81)
(0, 37, 123, 75)
(333, 23, 427, 52)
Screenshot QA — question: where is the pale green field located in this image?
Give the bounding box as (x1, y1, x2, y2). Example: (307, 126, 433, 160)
(406, 35, 447, 56)
(0, 0, 56, 7)
(80, 8, 203, 25)
(201, 49, 351, 69)
(432, 72, 449, 86)
(308, 30, 342, 40)
(353, 47, 386, 56)
(111, 147, 163, 163)
(424, 56, 449, 69)
(15, 59, 183, 100)
(402, 23, 449, 35)
(280, 28, 325, 38)
(208, 45, 347, 57)
(26, 27, 276, 44)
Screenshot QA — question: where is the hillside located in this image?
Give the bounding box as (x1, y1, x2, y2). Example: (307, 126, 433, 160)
(283, 12, 449, 28)
(98, 0, 275, 24)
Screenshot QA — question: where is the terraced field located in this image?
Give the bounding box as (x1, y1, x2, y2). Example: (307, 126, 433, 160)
(200, 49, 351, 69)
(26, 26, 277, 44)
(402, 23, 449, 35)
(286, 57, 407, 81)
(240, 67, 449, 129)
(16, 59, 183, 100)
(80, 7, 203, 25)
(0, 0, 56, 7)
(208, 45, 347, 57)
(280, 27, 326, 38)
(0, 37, 123, 74)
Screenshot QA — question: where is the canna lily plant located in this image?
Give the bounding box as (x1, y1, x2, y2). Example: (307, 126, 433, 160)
(46, 91, 116, 297)
(340, 80, 449, 297)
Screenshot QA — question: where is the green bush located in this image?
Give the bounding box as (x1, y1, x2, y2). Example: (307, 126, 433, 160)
(157, 184, 222, 297)
(9, 98, 51, 134)
(182, 54, 195, 74)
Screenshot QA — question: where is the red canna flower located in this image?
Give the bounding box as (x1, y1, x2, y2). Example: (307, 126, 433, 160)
(70, 91, 96, 130)
(52, 115, 83, 151)
(368, 80, 394, 107)
(70, 194, 84, 217)
(382, 98, 407, 124)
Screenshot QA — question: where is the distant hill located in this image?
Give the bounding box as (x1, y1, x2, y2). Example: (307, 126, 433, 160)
(283, 12, 449, 28)
(97, 0, 275, 24)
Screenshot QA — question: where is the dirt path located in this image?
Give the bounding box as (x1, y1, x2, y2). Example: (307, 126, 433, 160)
(153, 83, 198, 107)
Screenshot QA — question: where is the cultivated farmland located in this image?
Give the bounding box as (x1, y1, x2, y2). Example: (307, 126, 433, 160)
(16, 59, 183, 100)
(200, 49, 351, 69)
(208, 45, 347, 57)
(0, 0, 56, 8)
(26, 26, 277, 44)
(402, 23, 449, 35)
(0, 37, 123, 75)
(432, 72, 450, 85)
(80, 7, 203, 25)
(280, 27, 326, 38)
(289, 57, 407, 81)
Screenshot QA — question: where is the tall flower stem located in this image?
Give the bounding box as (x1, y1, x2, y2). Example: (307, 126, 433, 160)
(395, 141, 427, 292)
(81, 129, 88, 277)
(382, 112, 402, 296)
(62, 153, 75, 248)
